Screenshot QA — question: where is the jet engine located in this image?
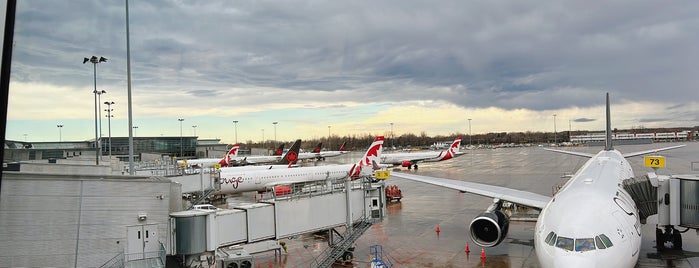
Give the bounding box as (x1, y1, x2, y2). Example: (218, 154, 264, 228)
(469, 205, 510, 247)
(401, 161, 412, 167)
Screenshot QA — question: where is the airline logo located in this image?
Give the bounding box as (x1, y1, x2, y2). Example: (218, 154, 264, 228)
(285, 151, 298, 163)
(437, 136, 461, 161)
(349, 136, 384, 178)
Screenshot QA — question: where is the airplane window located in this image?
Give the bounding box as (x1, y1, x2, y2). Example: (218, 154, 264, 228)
(548, 233, 557, 246)
(544, 232, 555, 245)
(594, 236, 606, 249)
(574, 238, 595, 252)
(555, 236, 574, 251)
(599, 234, 613, 247)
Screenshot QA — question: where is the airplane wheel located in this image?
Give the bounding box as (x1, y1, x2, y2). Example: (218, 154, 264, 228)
(414, 164, 419, 170)
(655, 228, 664, 251)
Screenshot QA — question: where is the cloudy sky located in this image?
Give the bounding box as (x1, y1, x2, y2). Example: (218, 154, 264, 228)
(5, 0, 699, 144)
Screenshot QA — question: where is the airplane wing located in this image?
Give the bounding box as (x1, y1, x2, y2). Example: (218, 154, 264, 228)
(623, 144, 686, 158)
(390, 172, 551, 209)
(543, 148, 595, 158)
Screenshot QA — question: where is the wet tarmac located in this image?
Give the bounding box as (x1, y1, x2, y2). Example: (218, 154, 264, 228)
(254, 142, 699, 267)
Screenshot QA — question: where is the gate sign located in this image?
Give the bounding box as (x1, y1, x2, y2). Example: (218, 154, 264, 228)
(374, 170, 391, 179)
(644, 156, 665, 168)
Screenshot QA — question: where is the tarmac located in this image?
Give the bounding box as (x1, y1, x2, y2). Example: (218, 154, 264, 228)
(253, 142, 699, 267)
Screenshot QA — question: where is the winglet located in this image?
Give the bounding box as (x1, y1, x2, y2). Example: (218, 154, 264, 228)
(605, 93, 613, 151)
(279, 139, 301, 165)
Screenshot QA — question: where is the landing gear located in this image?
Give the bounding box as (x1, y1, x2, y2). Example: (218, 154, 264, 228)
(413, 164, 418, 170)
(656, 226, 683, 251)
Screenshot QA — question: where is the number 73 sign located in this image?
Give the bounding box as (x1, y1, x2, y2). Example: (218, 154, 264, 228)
(644, 156, 666, 168)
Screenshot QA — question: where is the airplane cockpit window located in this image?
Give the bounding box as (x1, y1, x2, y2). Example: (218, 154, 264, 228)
(598, 234, 613, 248)
(555, 236, 574, 251)
(595, 236, 607, 249)
(544, 231, 556, 245)
(574, 238, 596, 252)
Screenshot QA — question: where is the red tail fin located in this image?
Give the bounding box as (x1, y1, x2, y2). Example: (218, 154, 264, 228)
(273, 143, 285, 156)
(338, 141, 347, 151)
(219, 143, 240, 166)
(312, 142, 322, 153)
(348, 136, 384, 179)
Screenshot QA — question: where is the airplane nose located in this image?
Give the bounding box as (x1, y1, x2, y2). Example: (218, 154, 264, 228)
(553, 255, 595, 268)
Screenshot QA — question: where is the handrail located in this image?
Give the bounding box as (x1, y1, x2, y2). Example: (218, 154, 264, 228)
(98, 252, 124, 268)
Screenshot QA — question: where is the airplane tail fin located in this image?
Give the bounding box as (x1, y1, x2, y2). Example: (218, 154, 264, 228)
(273, 143, 285, 156)
(312, 142, 322, 153)
(348, 136, 384, 179)
(450, 136, 462, 153)
(279, 139, 301, 165)
(219, 143, 240, 166)
(338, 141, 347, 151)
(605, 92, 613, 151)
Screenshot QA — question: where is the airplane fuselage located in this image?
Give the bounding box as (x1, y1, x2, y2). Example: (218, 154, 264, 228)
(534, 150, 640, 268)
(217, 164, 354, 194)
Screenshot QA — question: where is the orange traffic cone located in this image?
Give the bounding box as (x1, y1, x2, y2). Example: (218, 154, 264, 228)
(480, 248, 486, 259)
(465, 242, 470, 254)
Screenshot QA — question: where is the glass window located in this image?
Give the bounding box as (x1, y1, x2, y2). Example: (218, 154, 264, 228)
(595, 236, 606, 249)
(548, 233, 557, 246)
(544, 232, 555, 245)
(555, 236, 574, 251)
(574, 238, 596, 251)
(599, 234, 613, 247)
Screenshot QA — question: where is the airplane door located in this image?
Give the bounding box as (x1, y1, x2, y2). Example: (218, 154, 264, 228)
(126, 224, 159, 261)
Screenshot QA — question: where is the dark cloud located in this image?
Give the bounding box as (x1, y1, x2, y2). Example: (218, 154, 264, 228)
(10, 0, 699, 114)
(574, 118, 596, 123)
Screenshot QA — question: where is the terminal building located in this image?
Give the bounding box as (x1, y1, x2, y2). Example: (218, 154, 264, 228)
(4, 136, 226, 164)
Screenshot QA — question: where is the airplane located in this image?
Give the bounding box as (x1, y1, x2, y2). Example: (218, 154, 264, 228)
(319, 141, 349, 159)
(177, 144, 239, 168)
(298, 141, 349, 161)
(216, 136, 384, 195)
(230, 139, 301, 166)
(389, 93, 685, 268)
(380, 136, 465, 169)
(298, 142, 323, 161)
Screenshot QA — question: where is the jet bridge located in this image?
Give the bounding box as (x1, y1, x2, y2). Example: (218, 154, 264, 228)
(624, 172, 699, 251)
(168, 176, 386, 268)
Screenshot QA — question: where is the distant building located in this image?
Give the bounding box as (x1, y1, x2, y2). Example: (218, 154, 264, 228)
(3, 136, 226, 163)
(570, 131, 693, 144)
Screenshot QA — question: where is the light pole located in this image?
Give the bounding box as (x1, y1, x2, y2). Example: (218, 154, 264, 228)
(57, 124, 63, 142)
(132, 126, 138, 137)
(390, 123, 394, 149)
(178, 118, 185, 157)
(104, 101, 114, 158)
(261, 129, 265, 147)
(83, 55, 107, 165)
(553, 114, 557, 145)
(327, 125, 331, 149)
(97, 90, 107, 137)
(192, 125, 197, 136)
(272, 122, 278, 147)
(468, 118, 472, 146)
(233, 120, 239, 144)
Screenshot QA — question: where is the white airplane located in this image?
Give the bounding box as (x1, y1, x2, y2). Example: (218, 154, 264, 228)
(230, 139, 301, 166)
(298, 141, 349, 161)
(380, 136, 464, 169)
(216, 136, 384, 195)
(390, 94, 685, 268)
(177, 144, 239, 168)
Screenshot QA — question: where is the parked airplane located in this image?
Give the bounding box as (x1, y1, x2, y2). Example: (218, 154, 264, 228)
(271, 143, 285, 156)
(230, 139, 301, 166)
(298, 141, 348, 161)
(177, 144, 239, 168)
(298, 142, 323, 161)
(380, 136, 464, 169)
(390, 94, 685, 268)
(216, 136, 384, 195)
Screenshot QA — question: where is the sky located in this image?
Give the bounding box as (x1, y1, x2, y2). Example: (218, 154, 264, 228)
(5, 0, 699, 144)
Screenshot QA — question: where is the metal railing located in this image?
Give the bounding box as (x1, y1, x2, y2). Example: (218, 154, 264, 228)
(98, 252, 124, 268)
